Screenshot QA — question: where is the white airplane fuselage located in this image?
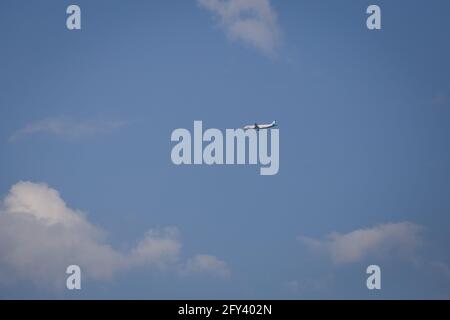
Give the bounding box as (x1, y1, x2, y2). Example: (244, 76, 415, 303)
(244, 121, 277, 130)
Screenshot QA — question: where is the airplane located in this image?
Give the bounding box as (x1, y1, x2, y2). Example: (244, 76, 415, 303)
(244, 121, 277, 131)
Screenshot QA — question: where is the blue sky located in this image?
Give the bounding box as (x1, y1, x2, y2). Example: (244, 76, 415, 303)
(1, 0, 450, 299)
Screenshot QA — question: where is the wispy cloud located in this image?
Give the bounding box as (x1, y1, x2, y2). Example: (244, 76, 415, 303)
(0, 181, 229, 289)
(183, 254, 231, 278)
(430, 261, 450, 281)
(298, 222, 424, 265)
(286, 275, 334, 295)
(198, 0, 282, 56)
(433, 93, 449, 106)
(9, 117, 128, 142)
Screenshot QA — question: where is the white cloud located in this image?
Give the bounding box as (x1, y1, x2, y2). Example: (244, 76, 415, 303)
(298, 222, 424, 265)
(9, 117, 127, 142)
(130, 227, 181, 268)
(183, 254, 231, 278)
(198, 0, 281, 56)
(0, 181, 228, 289)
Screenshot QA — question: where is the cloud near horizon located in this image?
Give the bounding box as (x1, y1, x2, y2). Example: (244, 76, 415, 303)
(198, 0, 282, 56)
(0, 181, 229, 290)
(298, 222, 424, 265)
